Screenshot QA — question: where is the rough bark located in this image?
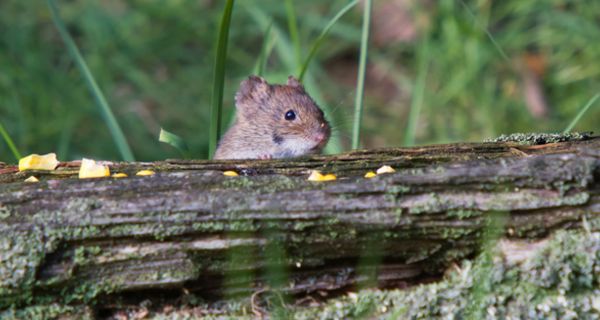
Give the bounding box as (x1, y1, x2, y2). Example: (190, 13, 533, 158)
(0, 134, 599, 314)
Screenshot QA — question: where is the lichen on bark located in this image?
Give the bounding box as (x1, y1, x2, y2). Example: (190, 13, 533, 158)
(127, 230, 599, 320)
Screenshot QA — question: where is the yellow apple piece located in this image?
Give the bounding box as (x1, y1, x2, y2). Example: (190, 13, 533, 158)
(79, 158, 110, 179)
(18, 153, 59, 171)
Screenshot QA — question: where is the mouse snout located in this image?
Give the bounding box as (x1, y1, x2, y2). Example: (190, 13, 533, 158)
(314, 131, 327, 144)
(312, 123, 330, 148)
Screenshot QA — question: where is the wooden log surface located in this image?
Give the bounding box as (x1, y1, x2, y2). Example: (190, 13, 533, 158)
(0, 133, 599, 311)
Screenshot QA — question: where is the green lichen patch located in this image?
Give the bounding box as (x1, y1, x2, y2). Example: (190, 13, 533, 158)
(63, 278, 123, 305)
(221, 175, 301, 192)
(149, 230, 600, 319)
(290, 230, 600, 319)
(29, 198, 101, 232)
(485, 132, 592, 145)
(79, 230, 600, 319)
(446, 209, 483, 219)
(0, 304, 92, 320)
(0, 231, 51, 303)
(73, 246, 102, 266)
(407, 190, 589, 215)
(0, 205, 12, 220)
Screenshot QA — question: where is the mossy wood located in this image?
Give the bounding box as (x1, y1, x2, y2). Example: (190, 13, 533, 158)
(0, 134, 599, 311)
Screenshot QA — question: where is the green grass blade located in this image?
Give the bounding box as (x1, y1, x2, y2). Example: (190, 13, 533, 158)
(563, 93, 600, 133)
(351, 0, 372, 150)
(0, 121, 22, 161)
(298, 0, 358, 82)
(253, 21, 275, 76)
(46, 0, 134, 161)
(159, 128, 190, 159)
(209, 0, 235, 159)
(404, 37, 430, 146)
(284, 0, 302, 71)
(459, 0, 510, 63)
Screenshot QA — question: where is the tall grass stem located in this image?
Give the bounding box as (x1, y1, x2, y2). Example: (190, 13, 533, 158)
(404, 37, 430, 146)
(254, 22, 275, 77)
(351, 0, 372, 149)
(0, 121, 21, 161)
(459, 0, 510, 63)
(563, 93, 600, 133)
(298, 0, 359, 82)
(47, 0, 134, 161)
(209, 0, 235, 158)
(284, 0, 302, 72)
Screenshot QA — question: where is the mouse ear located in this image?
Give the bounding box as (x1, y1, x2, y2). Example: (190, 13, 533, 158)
(235, 75, 270, 107)
(287, 76, 305, 91)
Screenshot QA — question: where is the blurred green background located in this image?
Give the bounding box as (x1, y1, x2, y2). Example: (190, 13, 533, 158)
(1, 0, 599, 162)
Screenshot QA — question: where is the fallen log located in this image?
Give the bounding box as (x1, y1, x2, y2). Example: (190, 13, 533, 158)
(0, 133, 599, 315)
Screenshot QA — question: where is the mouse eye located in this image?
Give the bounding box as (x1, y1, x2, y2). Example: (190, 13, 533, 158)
(284, 110, 296, 121)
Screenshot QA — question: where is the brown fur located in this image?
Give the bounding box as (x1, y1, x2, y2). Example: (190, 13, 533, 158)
(214, 76, 330, 160)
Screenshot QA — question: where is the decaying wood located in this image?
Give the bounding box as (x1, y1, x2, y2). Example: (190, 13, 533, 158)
(0, 135, 599, 312)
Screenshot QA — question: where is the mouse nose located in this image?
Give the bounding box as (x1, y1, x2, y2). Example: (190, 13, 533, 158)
(313, 129, 329, 145)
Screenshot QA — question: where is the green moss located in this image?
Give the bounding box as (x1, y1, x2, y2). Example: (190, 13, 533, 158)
(0, 198, 141, 308)
(221, 176, 258, 189)
(192, 221, 226, 232)
(0, 304, 91, 320)
(221, 175, 300, 192)
(447, 209, 482, 219)
(440, 227, 477, 240)
(485, 132, 592, 145)
(152, 224, 189, 241)
(113, 230, 599, 319)
(586, 215, 600, 231)
(409, 192, 443, 214)
(268, 176, 303, 191)
(73, 246, 101, 266)
(291, 230, 600, 319)
(387, 185, 411, 194)
(559, 192, 590, 206)
(0, 205, 12, 219)
(64, 278, 122, 304)
(408, 190, 589, 217)
(393, 207, 403, 223)
(0, 231, 52, 306)
(106, 224, 148, 238)
(292, 221, 317, 231)
(383, 193, 397, 204)
(61, 226, 101, 240)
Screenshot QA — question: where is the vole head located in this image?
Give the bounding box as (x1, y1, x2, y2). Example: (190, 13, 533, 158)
(235, 75, 330, 157)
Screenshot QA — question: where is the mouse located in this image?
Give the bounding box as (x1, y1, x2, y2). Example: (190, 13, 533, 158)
(214, 75, 331, 160)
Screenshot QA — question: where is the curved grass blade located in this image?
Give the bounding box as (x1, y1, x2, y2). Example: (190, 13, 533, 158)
(253, 21, 275, 77)
(298, 0, 359, 82)
(459, 0, 510, 63)
(285, 0, 302, 72)
(159, 128, 190, 159)
(563, 93, 600, 133)
(352, 0, 372, 149)
(46, 0, 134, 161)
(209, 0, 235, 159)
(404, 37, 430, 146)
(0, 121, 21, 161)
